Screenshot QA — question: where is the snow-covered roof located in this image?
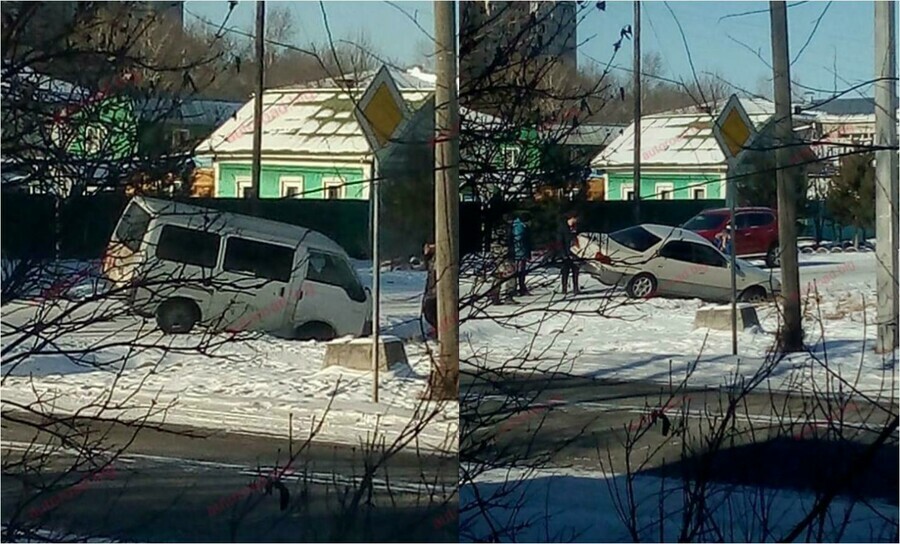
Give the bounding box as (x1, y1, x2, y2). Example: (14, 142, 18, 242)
(592, 97, 816, 169)
(198, 86, 433, 158)
(288, 66, 436, 91)
(1, 65, 90, 105)
(137, 97, 242, 126)
(546, 123, 625, 147)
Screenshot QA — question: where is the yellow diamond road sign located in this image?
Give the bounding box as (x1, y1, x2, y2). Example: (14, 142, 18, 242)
(355, 65, 410, 153)
(713, 94, 757, 161)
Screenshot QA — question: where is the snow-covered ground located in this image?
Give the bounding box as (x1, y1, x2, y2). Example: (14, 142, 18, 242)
(1, 263, 457, 453)
(461, 252, 898, 398)
(461, 466, 898, 542)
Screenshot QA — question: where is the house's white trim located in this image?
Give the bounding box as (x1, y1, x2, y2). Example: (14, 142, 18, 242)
(213, 162, 221, 197)
(322, 177, 347, 199)
(208, 155, 370, 169)
(655, 182, 675, 200)
(622, 186, 635, 200)
(691, 186, 707, 199)
(720, 173, 727, 200)
(279, 176, 305, 198)
(602, 174, 609, 201)
(235, 177, 253, 198)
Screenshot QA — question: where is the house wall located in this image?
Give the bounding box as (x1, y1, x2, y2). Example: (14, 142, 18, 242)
(216, 162, 368, 200)
(605, 171, 724, 201)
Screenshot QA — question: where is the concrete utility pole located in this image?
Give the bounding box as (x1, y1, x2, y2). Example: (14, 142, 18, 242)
(430, 0, 460, 400)
(874, 0, 899, 355)
(770, 1, 803, 352)
(251, 0, 265, 200)
(632, 0, 641, 222)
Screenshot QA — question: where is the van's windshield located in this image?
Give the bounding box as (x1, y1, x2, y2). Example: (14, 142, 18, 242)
(114, 201, 152, 252)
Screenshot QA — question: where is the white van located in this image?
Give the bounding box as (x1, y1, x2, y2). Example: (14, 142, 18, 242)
(103, 196, 372, 340)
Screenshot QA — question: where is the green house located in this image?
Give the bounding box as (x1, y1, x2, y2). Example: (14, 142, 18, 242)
(196, 68, 434, 201)
(2, 66, 141, 195)
(591, 98, 822, 202)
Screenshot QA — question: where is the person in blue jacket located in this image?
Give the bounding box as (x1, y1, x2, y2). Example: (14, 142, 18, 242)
(509, 213, 532, 296)
(715, 223, 733, 255)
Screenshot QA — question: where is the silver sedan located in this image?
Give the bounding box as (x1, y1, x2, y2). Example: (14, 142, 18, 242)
(572, 224, 781, 302)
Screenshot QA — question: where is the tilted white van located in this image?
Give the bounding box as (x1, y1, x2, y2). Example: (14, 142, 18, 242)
(103, 196, 372, 340)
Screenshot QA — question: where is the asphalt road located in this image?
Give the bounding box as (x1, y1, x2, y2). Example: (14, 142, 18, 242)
(461, 370, 898, 503)
(1, 412, 457, 542)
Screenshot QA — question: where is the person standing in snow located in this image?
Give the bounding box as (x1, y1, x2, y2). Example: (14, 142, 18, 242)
(556, 211, 581, 295)
(509, 213, 531, 296)
(489, 216, 517, 304)
(422, 243, 438, 335)
(715, 223, 733, 256)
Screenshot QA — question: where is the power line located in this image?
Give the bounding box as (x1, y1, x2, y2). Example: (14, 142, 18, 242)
(791, 1, 833, 66)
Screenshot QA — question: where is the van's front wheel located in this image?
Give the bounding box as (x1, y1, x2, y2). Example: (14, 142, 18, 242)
(295, 322, 336, 342)
(156, 298, 200, 334)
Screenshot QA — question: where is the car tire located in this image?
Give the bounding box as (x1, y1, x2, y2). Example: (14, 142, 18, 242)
(739, 286, 768, 303)
(295, 322, 336, 342)
(765, 244, 780, 268)
(626, 273, 658, 299)
(156, 298, 200, 334)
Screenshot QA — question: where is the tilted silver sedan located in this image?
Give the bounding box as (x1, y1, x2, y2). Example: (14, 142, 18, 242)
(572, 224, 781, 302)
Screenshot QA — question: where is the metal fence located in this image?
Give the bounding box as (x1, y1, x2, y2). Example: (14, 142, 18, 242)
(1, 193, 372, 260)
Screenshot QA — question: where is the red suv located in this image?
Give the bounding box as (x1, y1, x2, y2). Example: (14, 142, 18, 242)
(682, 207, 780, 268)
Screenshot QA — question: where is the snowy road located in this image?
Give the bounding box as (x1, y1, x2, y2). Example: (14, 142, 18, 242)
(2, 414, 456, 542)
(1, 264, 457, 454)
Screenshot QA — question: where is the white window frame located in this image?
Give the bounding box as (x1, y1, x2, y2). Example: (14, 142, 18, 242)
(622, 186, 635, 201)
(235, 177, 253, 199)
(692, 186, 707, 200)
(503, 146, 521, 168)
(322, 177, 346, 199)
(280, 176, 304, 199)
(655, 183, 675, 200)
(171, 128, 191, 148)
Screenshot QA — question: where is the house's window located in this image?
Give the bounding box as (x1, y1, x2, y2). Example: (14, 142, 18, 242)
(171, 128, 191, 148)
(623, 187, 635, 200)
(156, 225, 220, 268)
(692, 187, 706, 200)
(235, 178, 253, 198)
(655, 183, 674, 200)
(280, 176, 304, 198)
(83, 126, 105, 153)
(223, 237, 294, 282)
(322, 178, 345, 199)
(503, 147, 521, 168)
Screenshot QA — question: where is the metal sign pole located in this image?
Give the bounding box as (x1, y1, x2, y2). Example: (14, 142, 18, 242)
(371, 158, 380, 403)
(728, 160, 738, 356)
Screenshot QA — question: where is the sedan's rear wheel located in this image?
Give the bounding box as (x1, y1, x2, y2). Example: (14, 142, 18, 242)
(739, 286, 768, 303)
(626, 273, 658, 299)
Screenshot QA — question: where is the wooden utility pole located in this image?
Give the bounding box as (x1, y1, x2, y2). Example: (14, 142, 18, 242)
(769, 1, 802, 352)
(632, 0, 641, 222)
(874, 0, 899, 354)
(430, 0, 459, 400)
(251, 0, 265, 200)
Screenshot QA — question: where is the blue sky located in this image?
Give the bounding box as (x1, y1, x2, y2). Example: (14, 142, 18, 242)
(184, 1, 888, 99)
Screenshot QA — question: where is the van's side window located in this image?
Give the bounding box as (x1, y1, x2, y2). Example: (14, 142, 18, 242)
(156, 225, 220, 268)
(306, 251, 366, 302)
(224, 237, 293, 282)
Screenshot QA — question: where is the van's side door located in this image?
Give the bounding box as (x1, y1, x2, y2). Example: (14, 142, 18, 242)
(217, 235, 296, 334)
(290, 249, 369, 337)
